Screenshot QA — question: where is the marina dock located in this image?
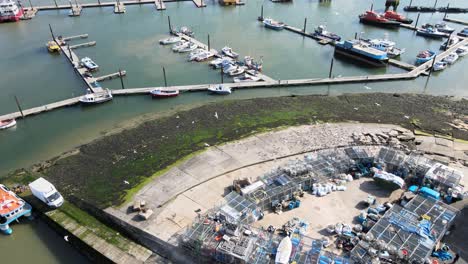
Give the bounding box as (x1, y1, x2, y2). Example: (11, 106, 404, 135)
(443, 17, 468, 26)
(1, 35, 465, 122)
(114, 1, 126, 13)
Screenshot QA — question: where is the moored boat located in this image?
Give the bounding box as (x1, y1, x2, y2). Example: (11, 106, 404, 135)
(0, 0, 23, 23)
(233, 73, 261, 83)
(263, 18, 285, 30)
(433, 61, 447, 72)
(457, 28, 468, 38)
(79, 88, 113, 104)
(208, 85, 231, 95)
(47, 41, 60, 53)
(159, 37, 181, 45)
(0, 119, 16, 130)
(150, 89, 179, 98)
(222, 63, 237, 74)
(334, 39, 389, 67)
(221, 46, 239, 58)
(312, 25, 341, 41)
(440, 37, 460, 50)
(172, 40, 189, 52)
(383, 11, 413, 24)
(80, 57, 99, 71)
(0, 184, 32, 235)
(363, 37, 405, 58)
(228, 66, 245, 76)
(455, 46, 468, 57)
(358, 10, 401, 28)
(244, 56, 263, 71)
(443, 52, 459, 65)
(417, 27, 448, 39)
(415, 50, 436, 65)
(178, 42, 198, 53)
(179, 26, 194, 37)
(210, 57, 234, 68)
(434, 23, 455, 33)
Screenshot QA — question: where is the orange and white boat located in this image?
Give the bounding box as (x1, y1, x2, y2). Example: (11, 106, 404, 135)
(0, 184, 32, 235)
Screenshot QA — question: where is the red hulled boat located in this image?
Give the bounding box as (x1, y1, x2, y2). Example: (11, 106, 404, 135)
(0, 0, 23, 23)
(359, 11, 401, 28)
(383, 11, 413, 24)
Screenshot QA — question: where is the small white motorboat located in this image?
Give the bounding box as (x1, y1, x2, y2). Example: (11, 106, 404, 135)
(221, 46, 239, 58)
(159, 37, 181, 45)
(150, 89, 179, 98)
(79, 89, 113, 105)
(0, 119, 16, 130)
(233, 73, 261, 83)
(222, 63, 237, 74)
(443, 52, 459, 65)
(188, 49, 206, 61)
(195, 51, 214, 62)
(229, 66, 245, 76)
(434, 22, 455, 33)
(456, 46, 468, 57)
(208, 85, 231, 95)
(172, 41, 189, 52)
(440, 37, 460, 50)
(80, 57, 99, 71)
(275, 236, 292, 264)
(263, 18, 285, 30)
(179, 43, 198, 53)
(210, 57, 233, 68)
(433, 61, 447, 71)
(179, 26, 194, 37)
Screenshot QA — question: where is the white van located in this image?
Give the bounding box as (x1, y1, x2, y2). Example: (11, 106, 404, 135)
(29, 178, 64, 208)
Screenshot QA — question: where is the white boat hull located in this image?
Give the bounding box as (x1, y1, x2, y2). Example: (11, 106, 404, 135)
(0, 119, 16, 130)
(275, 236, 292, 264)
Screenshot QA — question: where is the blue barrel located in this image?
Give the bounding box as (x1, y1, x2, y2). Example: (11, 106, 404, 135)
(295, 200, 301, 208)
(288, 202, 295, 210)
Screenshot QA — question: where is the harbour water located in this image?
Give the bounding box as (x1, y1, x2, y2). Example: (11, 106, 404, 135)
(0, 0, 467, 262)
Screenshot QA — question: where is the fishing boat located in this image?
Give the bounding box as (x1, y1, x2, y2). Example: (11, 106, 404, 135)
(458, 28, 468, 38)
(383, 11, 413, 24)
(47, 41, 60, 53)
(275, 236, 292, 264)
(233, 74, 260, 83)
(150, 89, 179, 98)
(188, 49, 206, 61)
(229, 66, 245, 76)
(0, 0, 23, 23)
(172, 41, 189, 52)
(0, 184, 32, 235)
(456, 46, 468, 57)
(358, 10, 401, 28)
(0, 119, 16, 130)
(363, 37, 405, 58)
(263, 18, 285, 30)
(433, 61, 447, 71)
(415, 50, 436, 65)
(443, 52, 459, 65)
(334, 39, 389, 67)
(79, 89, 113, 104)
(440, 37, 460, 50)
(80, 57, 99, 71)
(417, 27, 447, 39)
(159, 37, 181, 45)
(178, 42, 197, 53)
(312, 25, 341, 41)
(221, 46, 239, 58)
(208, 85, 231, 95)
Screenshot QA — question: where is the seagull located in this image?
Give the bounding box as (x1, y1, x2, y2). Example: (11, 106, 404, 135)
(375, 103, 381, 107)
(353, 107, 359, 111)
(214, 112, 218, 119)
(404, 115, 410, 119)
(204, 143, 210, 147)
(192, 121, 195, 124)
(364, 86, 372, 90)
(176, 115, 180, 119)
(64, 235, 69, 242)
(124, 180, 130, 185)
